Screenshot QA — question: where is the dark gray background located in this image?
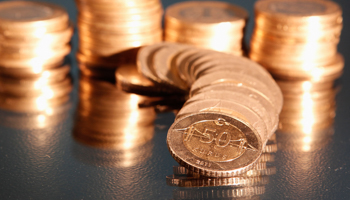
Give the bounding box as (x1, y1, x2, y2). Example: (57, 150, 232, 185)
(0, 0, 349, 199)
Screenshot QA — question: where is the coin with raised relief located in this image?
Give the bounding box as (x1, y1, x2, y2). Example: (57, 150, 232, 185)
(188, 91, 273, 137)
(193, 84, 279, 135)
(167, 112, 263, 177)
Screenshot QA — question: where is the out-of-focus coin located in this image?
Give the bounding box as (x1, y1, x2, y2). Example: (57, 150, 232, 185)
(164, 1, 248, 55)
(0, 1, 69, 35)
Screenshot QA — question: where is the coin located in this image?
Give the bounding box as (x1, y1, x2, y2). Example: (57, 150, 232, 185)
(187, 91, 273, 138)
(76, 0, 163, 75)
(167, 112, 263, 177)
(136, 42, 283, 177)
(0, 1, 69, 35)
(164, 1, 248, 55)
(250, 0, 343, 83)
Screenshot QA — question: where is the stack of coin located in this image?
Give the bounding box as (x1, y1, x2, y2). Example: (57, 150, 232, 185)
(75, 0, 163, 78)
(164, 1, 248, 56)
(250, 0, 343, 81)
(137, 42, 282, 177)
(166, 134, 277, 199)
(249, 0, 343, 134)
(74, 76, 156, 150)
(0, 1, 73, 113)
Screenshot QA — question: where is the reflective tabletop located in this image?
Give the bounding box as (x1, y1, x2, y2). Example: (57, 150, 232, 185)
(0, 0, 350, 199)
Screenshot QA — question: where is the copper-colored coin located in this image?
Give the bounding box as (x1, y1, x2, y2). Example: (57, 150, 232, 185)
(187, 91, 273, 138)
(177, 99, 268, 143)
(165, 1, 247, 28)
(152, 44, 190, 91)
(164, 1, 247, 54)
(0, 24, 73, 45)
(194, 84, 279, 135)
(190, 71, 279, 111)
(0, 1, 69, 35)
(116, 63, 176, 96)
(254, 0, 342, 24)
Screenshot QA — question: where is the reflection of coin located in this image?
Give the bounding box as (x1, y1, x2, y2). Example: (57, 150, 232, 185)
(167, 112, 262, 177)
(166, 174, 268, 187)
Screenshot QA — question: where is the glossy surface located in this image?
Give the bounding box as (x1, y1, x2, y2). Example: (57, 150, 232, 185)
(0, 0, 350, 199)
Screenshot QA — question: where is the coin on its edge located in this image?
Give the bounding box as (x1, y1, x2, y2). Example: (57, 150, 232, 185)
(167, 112, 263, 177)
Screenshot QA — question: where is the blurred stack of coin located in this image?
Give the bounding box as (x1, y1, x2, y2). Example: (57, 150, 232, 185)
(0, 1, 73, 113)
(250, 0, 343, 81)
(74, 76, 156, 150)
(138, 42, 282, 177)
(75, 0, 163, 78)
(164, 1, 248, 56)
(166, 134, 277, 199)
(249, 0, 343, 134)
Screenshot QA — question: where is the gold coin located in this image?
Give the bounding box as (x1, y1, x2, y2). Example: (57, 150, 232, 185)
(116, 63, 175, 96)
(167, 112, 263, 177)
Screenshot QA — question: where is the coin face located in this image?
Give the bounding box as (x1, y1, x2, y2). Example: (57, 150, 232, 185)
(269, 1, 326, 15)
(166, 1, 247, 24)
(0, 4, 52, 21)
(256, 0, 341, 17)
(167, 112, 262, 177)
(0, 1, 58, 21)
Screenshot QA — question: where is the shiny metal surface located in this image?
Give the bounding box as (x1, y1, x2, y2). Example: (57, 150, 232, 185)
(0, 0, 350, 199)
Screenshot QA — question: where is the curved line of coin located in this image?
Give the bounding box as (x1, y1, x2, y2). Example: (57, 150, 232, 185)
(137, 42, 283, 177)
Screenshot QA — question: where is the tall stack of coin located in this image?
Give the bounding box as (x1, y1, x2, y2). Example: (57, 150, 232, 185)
(75, 0, 163, 78)
(137, 42, 282, 177)
(249, 0, 343, 133)
(164, 1, 248, 56)
(167, 134, 277, 199)
(0, 1, 73, 113)
(74, 76, 156, 151)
